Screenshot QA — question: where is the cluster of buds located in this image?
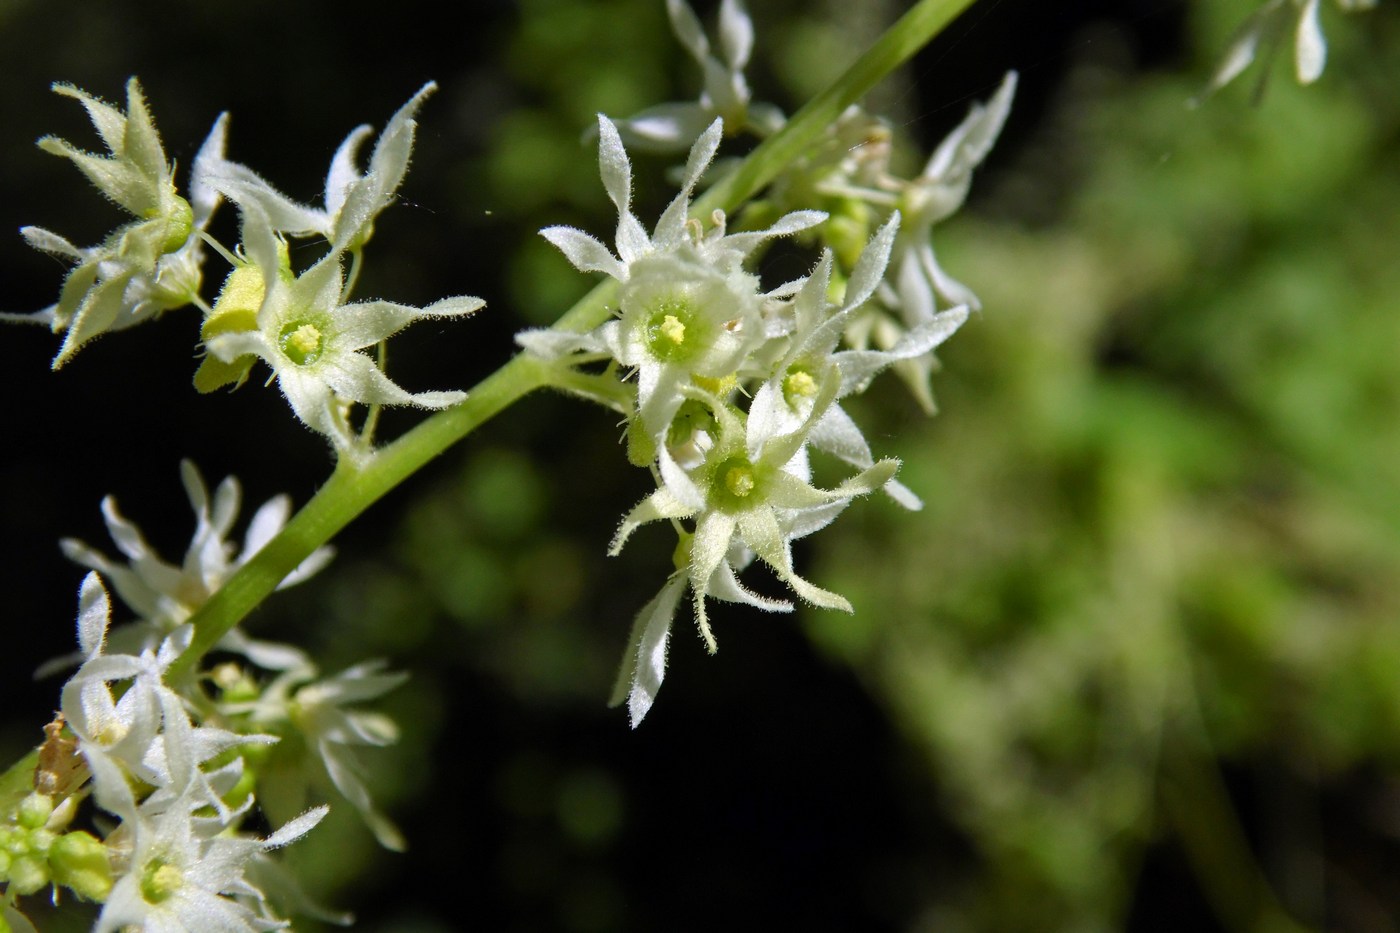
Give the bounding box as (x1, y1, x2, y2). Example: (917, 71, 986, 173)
(518, 0, 1016, 725)
(0, 465, 407, 929)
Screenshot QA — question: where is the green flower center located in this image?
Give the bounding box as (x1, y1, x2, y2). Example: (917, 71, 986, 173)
(279, 321, 326, 366)
(711, 455, 763, 511)
(725, 465, 756, 497)
(645, 300, 699, 362)
(782, 366, 820, 407)
(140, 859, 183, 904)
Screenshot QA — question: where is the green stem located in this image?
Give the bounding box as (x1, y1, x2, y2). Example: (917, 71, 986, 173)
(170, 354, 553, 676)
(171, 0, 982, 674)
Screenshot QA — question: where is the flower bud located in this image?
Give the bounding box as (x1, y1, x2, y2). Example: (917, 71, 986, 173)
(50, 830, 113, 902)
(16, 793, 53, 830)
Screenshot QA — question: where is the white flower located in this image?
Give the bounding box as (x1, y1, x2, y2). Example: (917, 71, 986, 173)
(56, 461, 330, 671)
(95, 801, 326, 933)
(208, 83, 436, 251)
(61, 575, 275, 822)
(826, 73, 1014, 412)
(227, 661, 409, 851)
(521, 115, 823, 456)
(204, 205, 481, 456)
(1198, 0, 1377, 100)
(607, 375, 896, 725)
(2, 80, 226, 367)
(609, 0, 784, 152)
(749, 216, 969, 510)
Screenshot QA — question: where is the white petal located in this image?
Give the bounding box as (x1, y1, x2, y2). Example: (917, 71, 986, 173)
(331, 300, 428, 349)
(325, 124, 374, 217)
(76, 572, 111, 659)
(612, 103, 712, 153)
(842, 213, 900, 312)
(610, 486, 697, 556)
(595, 116, 638, 245)
(20, 225, 84, 259)
(707, 560, 792, 612)
(242, 494, 290, 556)
(718, 0, 754, 70)
(263, 805, 329, 850)
(666, 0, 711, 62)
(208, 162, 330, 237)
(189, 112, 229, 228)
(654, 118, 724, 246)
(422, 295, 485, 318)
(540, 226, 626, 280)
(717, 209, 827, 257)
(610, 574, 687, 727)
(923, 71, 1017, 185)
(1295, 0, 1327, 83)
(319, 350, 457, 409)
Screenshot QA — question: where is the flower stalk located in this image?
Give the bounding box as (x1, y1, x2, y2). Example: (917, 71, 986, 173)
(170, 0, 983, 677)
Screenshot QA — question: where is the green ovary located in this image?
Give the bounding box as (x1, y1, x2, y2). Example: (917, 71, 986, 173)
(279, 321, 326, 366)
(783, 366, 819, 407)
(644, 300, 699, 362)
(711, 455, 762, 511)
(140, 859, 183, 904)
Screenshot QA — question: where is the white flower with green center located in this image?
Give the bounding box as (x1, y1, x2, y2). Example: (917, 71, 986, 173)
(749, 216, 969, 510)
(208, 83, 436, 252)
(204, 206, 482, 456)
(608, 377, 897, 725)
(94, 797, 326, 933)
(2, 79, 226, 367)
(521, 114, 822, 467)
(610, 0, 784, 152)
(60, 575, 275, 823)
(1200, 0, 1377, 99)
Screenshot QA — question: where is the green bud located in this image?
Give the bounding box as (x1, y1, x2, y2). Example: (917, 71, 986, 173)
(17, 792, 54, 830)
(50, 830, 113, 902)
(195, 263, 264, 393)
(157, 194, 194, 253)
(8, 854, 49, 896)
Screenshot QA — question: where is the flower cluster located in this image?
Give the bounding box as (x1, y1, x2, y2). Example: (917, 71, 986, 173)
(515, 2, 1014, 724)
(0, 79, 225, 368)
(0, 465, 410, 927)
(520, 102, 980, 724)
(5, 81, 480, 460)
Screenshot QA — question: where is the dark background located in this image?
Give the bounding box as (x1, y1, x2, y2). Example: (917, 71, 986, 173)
(5, 1, 1398, 931)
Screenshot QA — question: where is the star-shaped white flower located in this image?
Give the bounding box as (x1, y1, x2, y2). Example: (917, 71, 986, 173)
(227, 660, 410, 851)
(607, 376, 896, 725)
(205, 205, 481, 456)
(60, 461, 332, 655)
(95, 798, 326, 933)
(749, 215, 969, 510)
(520, 114, 822, 461)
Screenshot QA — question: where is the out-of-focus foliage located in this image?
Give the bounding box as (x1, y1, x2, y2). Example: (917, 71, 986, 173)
(813, 2, 1400, 929)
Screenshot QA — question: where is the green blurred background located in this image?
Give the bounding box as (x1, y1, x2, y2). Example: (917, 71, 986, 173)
(2, 0, 1399, 929)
